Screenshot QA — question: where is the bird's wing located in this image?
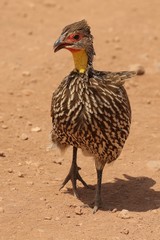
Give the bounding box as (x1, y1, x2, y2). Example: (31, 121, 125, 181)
(101, 71, 137, 86)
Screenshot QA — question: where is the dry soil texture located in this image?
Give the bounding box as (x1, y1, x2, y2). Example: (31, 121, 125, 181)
(0, 1, 160, 240)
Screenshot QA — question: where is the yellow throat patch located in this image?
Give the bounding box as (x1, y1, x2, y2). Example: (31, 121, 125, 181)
(71, 50, 88, 73)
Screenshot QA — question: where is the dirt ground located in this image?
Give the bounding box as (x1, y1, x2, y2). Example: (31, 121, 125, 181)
(0, 0, 160, 239)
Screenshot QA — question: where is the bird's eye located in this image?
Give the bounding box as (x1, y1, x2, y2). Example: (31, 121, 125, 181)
(73, 34, 80, 40)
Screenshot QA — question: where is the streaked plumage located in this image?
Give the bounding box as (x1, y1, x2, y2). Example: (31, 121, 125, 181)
(51, 20, 136, 212)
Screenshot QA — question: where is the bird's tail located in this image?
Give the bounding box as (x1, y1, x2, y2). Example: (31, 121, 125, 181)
(107, 71, 137, 85)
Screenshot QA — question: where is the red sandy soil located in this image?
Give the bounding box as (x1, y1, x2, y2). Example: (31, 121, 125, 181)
(0, 1, 160, 239)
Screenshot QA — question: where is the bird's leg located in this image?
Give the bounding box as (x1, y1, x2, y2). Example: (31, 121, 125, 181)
(93, 169, 103, 213)
(59, 147, 91, 198)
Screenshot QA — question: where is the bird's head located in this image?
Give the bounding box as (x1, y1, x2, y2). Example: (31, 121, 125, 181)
(54, 20, 95, 73)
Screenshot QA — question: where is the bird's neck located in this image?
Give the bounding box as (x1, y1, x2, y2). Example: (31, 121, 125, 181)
(70, 49, 89, 73)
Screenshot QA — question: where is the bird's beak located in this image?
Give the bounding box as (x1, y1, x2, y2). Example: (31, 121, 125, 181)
(53, 33, 69, 52)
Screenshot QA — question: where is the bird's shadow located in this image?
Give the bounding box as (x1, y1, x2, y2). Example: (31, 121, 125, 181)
(65, 174, 160, 212)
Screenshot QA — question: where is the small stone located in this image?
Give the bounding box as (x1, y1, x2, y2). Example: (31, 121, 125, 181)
(0, 152, 6, 157)
(30, 79, 38, 84)
(55, 217, 60, 221)
(0, 207, 4, 213)
(8, 168, 14, 173)
(112, 55, 117, 59)
(21, 133, 29, 140)
(46, 204, 52, 209)
(121, 228, 129, 235)
(31, 127, 41, 132)
(22, 89, 33, 96)
(53, 159, 63, 165)
(75, 222, 82, 226)
(129, 64, 145, 75)
(44, 1, 56, 7)
(114, 45, 122, 50)
(44, 216, 52, 220)
(22, 71, 31, 77)
(75, 206, 83, 215)
(28, 31, 33, 35)
(146, 100, 151, 104)
(118, 209, 131, 219)
(18, 172, 24, 178)
(27, 121, 32, 126)
(66, 214, 71, 218)
(40, 197, 47, 201)
(1, 124, 8, 129)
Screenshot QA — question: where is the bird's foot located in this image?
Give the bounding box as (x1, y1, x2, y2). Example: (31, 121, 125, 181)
(90, 196, 102, 214)
(59, 166, 93, 197)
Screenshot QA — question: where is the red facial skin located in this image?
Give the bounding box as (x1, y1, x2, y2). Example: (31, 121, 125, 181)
(65, 33, 83, 52)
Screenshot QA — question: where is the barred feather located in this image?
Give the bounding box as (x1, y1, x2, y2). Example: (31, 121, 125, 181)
(51, 68, 135, 169)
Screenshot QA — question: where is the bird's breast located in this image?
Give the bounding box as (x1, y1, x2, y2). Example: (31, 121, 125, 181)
(52, 73, 131, 160)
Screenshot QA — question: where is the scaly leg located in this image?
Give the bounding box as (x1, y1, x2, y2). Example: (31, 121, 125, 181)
(93, 169, 103, 213)
(59, 147, 91, 197)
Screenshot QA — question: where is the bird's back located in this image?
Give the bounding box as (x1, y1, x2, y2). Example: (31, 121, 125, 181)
(51, 68, 135, 166)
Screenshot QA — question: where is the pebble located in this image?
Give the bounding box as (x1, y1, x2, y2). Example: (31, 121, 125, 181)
(112, 55, 117, 59)
(28, 31, 33, 35)
(44, 216, 52, 220)
(146, 100, 151, 104)
(8, 168, 14, 173)
(121, 228, 129, 235)
(22, 71, 31, 77)
(147, 161, 160, 171)
(114, 45, 122, 50)
(27, 121, 32, 126)
(18, 172, 24, 178)
(75, 206, 83, 215)
(75, 223, 82, 226)
(0, 207, 4, 213)
(53, 159, 63, 165)
(0, 152, 6, 157)
(55, 217, 60, 221)
(44, 1, 56, 7)
(21, 133, 29, 140)
(46, 204, 52, 209)
(31, 127, 41, 132)
(129, 64, 145, 75)
(117, 209, 131, 219)
(40, 197, 47, 201)
(22, 89, 33, 96)
(1, 124, 8, 129)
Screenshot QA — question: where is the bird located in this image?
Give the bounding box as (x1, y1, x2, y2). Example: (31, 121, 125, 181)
(51, 19, 136, 213)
